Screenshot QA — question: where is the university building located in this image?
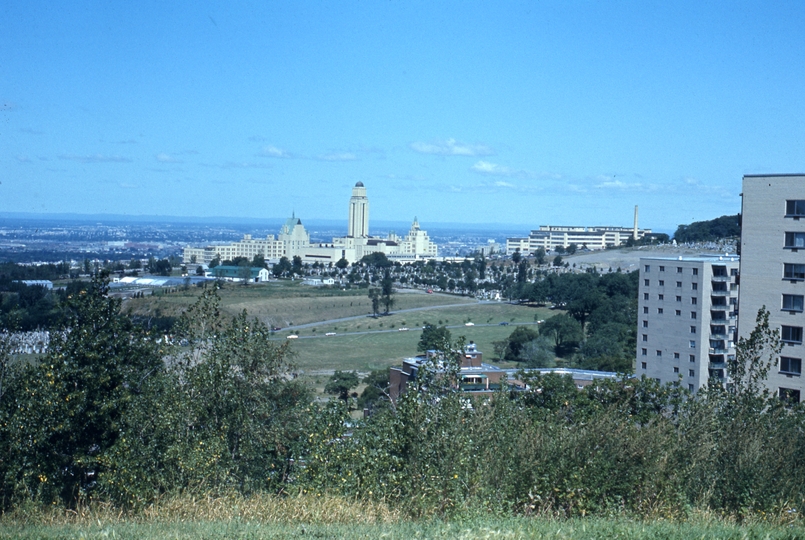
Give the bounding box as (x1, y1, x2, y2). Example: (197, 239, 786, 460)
(183, 182, 438, 266)
(637, 255, 740, 391)
(739, 174, 805, 402)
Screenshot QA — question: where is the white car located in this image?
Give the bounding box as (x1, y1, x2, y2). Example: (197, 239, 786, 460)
(287, 334, 299, 339)
(464, 322, 475, 326)
(398, 327, 409, 331)
(325, 332, 336, 336)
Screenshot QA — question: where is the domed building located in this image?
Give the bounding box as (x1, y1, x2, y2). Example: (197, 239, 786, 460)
(183, 183, 438, 266)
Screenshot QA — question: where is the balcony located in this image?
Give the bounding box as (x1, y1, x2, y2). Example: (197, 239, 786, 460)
(710, 332, 727, 339)
(711, 275, 730, 282)
(710, 290, 730, 296)
(709, 347, 728, 355)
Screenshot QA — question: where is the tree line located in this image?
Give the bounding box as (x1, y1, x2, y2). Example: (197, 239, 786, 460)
(1, 281, 804, 521)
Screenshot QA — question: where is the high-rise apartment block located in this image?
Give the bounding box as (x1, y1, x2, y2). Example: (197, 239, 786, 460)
(739, 174, 805, 403)
(637, 255, 740, 391)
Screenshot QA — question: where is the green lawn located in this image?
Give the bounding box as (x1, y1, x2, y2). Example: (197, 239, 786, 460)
(281, 302, 554, 374)
(124, 282, 474, 327)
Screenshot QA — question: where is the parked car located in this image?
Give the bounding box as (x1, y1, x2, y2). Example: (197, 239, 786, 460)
(464, 322, 475, 326)
(325, 332, 336, 336)
(287, 334, 299, 339)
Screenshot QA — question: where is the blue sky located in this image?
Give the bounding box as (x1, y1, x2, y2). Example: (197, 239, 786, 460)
(2, 1, 805, 233)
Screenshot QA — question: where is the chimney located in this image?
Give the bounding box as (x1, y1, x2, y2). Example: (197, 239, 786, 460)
(633, 205, 639, 240)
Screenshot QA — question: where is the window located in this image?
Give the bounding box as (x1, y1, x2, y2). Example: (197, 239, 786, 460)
(657, 308, 664, 314)
(673, 366, 679, 373)
(782, 326, 803, 344)
(784, 263, 805, 281)
(691, 297, 697, 305)
(784, 232, 805, 249)
(658, 294, 664, 300)
(658, 280, 664, 286)
(689, 369, 695, 377)
(689, 384, 694, 391)
(692, 268, 698, 276)
(642, 320, 648, 328)
(643, 306, 649, 314)
(641, 349, 647, 356)
(690, 355, 695, 362)
(779, 388, 801, 404)
(676, 281, 682, 287)
(659, 266, 665, 272)
(786, 200, 805, 216)
(643, 293, 649, 301)
(783, 294, 805, 312)
(642, 334, 648, 342)
(691, 283, 698, 290)
(641, 361, 647, 369)
(677, 267, 683, 273)
(691, 311, 697, 319)
(780, 356, 802, 375)
(674, 352, 680, 359)
(676, 296, 682, 302)
(689, 340, 696, 348)
(690, 326, 696, 334)
(644, 264, 651, 272)
(675, 310, 681, 316)
(656, 350, 662, 357)
(644, 279, 650, 286)
(730, 268, 738, 276)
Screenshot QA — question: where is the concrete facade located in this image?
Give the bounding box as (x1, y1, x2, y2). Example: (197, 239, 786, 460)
(506, 225, 652, 255)
(637, 255, 740, 391)
(739, 174, 805, 403)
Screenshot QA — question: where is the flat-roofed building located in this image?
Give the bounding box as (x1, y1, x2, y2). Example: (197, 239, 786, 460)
(637, 255, 740, 391)
(739, 174, 805, 403)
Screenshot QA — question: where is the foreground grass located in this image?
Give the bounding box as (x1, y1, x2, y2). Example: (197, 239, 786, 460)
(3, 494, 803, 539)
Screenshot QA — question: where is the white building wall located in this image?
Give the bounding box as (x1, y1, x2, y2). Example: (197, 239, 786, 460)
(739, 174, 805, 402)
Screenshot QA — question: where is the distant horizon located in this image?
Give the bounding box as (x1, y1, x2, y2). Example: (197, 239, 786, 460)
(0, 210, 682, 236)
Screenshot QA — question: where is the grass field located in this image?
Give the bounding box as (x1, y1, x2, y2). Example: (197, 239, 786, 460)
(123, 281, 474, 327)
(282, 302, 554, 374)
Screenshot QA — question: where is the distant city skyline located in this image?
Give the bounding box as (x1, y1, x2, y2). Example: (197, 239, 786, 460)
(3, 2, 805, 231)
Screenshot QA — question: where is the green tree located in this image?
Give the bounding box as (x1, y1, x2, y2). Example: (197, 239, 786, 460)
(511, 250, 521, 264)
(521, 336, 555, 367)
(540, 313, 583, 357)
(360, 252, 392, 267)
(534, 247, 546, 266)
(272, 256, 292, 277)
(209, 255, 221, 268)
(1, 276, 162, 505)
(368, 287, 381, 317)
(291, 255, 303, 276)
(553, 255, 563, 267)
(358, 369, 390, 411)
(251, 254, 266, 268)
(505, 325, 540, 361)
(325, 370, 360, 402)
(335, 257, 349, 270)
(381, 269, 395, 314)
(417, 323, 452, 352)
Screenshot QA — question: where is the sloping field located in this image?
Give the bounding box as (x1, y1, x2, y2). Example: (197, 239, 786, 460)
(279, 302, 554, 373)
(122, 281, 473, 327)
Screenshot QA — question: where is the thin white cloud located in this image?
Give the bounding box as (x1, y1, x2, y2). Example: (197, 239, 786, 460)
(214, 161, 272, 170)
(317, 152, 358, 162)
(410, 138, 493, 157)
(494, 180, 515, 188)
(58, 154, 132, 163)
(471, 160, 529, 178)
(156, 153, 183, 163)
(258, 145, 292, 158)
(595, 180, 644, 190)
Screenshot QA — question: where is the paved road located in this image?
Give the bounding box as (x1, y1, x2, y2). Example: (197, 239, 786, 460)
(274, 317, 541, 341)
(280, 300, 496, 331)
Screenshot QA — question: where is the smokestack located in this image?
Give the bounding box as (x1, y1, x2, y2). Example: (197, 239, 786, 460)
(633, 205, 639, 240)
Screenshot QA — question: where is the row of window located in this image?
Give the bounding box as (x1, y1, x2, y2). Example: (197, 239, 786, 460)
(644, 279, 698, 289)
(644, 265, 698, 274)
